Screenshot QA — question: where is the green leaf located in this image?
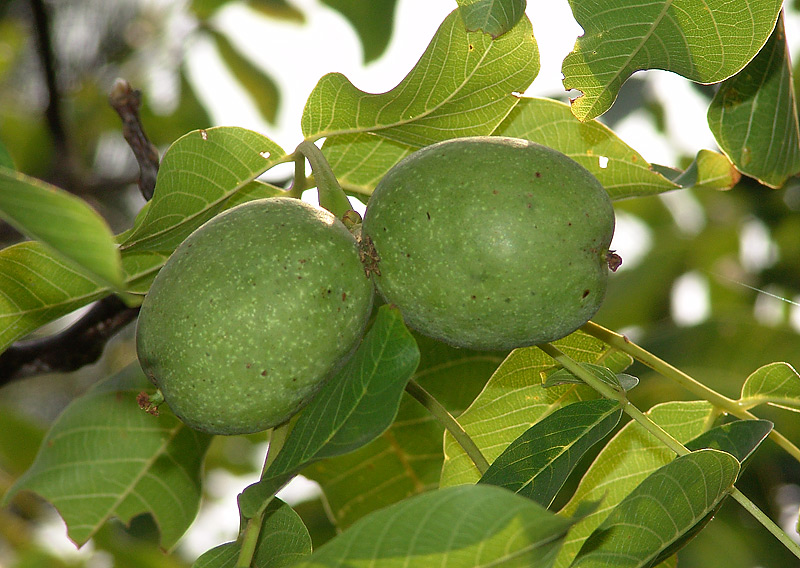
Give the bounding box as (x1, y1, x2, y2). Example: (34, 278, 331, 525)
(562, 0, 783, 121)
(554, 401, 716, 568)
(457, 0, 527, 38)
(441, 330, 632, 488)
(208, 29, 281, 124)
(321, 0, 398, 63)
(652, 149, 741, 191)
(543, 363, 630, 395)
(120, 127, 287, 253)
(0, 166, 123, 288)
(3, 364, 212, 549)
(0, 405, 45, 476)
(0, 137, 13, 169)
(239, 306, 420, 518)
(293, 484, 576, 568)
(478, 399, 622, 507)
(685, 419, 773, 465)
(302, 8, 539, 147)
(571, 449, 739, 568)
(193, 498, 311, 568)
(303, 333, 504, 529)
(495, 97, 678, 200)
(739, 362, 800, 412)
(708, 15, 800, 188)
(0, 242, 111, 354)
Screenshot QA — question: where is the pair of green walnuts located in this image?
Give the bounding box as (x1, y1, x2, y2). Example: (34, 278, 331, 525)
(136, 137, 617, 435)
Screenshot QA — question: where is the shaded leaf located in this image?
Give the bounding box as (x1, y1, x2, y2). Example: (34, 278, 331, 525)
(554, 401, 716, 568)
(208, 29, 281, 124)
(193, 498, 311, 568)
(321, 0, 398, 63)
(543, 363, 629, 395)
(441, 330, 633, 487)
(0, 137, 12, 169)
(457, 0, 527, 38)
(120, 127, 287, 253)
(708, 15, 800, 188)
(293, 484, 576, 568)
(0, 166, 123, 288)
(571, 450, 739, 568)
(303, 333, 505, 529)
(3, 365, 212, 549)
(739, 362, 800, 412)
(495, 97, 678, 200)
(239, 306, 420, 518)
(192, 0, 304, 21)
(0, 405, 45, 476)
(479, 399, 622, 507)
(303, 8, 539, 147)
(685, 419, 773, 465)
(652, 149, 741, 191)
(563, 0, 783, 121)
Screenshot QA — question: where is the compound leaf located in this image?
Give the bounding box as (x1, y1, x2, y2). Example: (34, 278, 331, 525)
(739, 362, 800, 412)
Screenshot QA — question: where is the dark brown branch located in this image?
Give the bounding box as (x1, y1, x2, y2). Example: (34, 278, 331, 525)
(109, 78, 160, 199)
(0, 80, 159, 384)
(0, 297, 140, 383)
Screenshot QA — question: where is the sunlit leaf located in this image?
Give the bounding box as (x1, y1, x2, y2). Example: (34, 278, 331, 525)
(479, 399, 622, 507)
(304, 333, 504, 529)
(3, 365, 212, 549)
(685, 419, 773, 465)
(441, 330, 632, 487)
(193, 498, 311, 568)
(653, 149, 741, 191)
(321, 0, 398, 63)
(0, 166, 123, 287)
(563, 0, 783, 121)
(303, 8, 539, 147)
(457, 0, 527, 38)
(739, 362, 800, 412)
(495, 97, 678, 200)
(293, 484, 576, 568)
(239, 306, 420, 518)
(708, 15, 800, 188)
(209, 29, 281, 124)
(120, 127, 287, 253)
(571, 450, 739, 568)
(321, 134, 415, 196)
(554, 401, 716, 568)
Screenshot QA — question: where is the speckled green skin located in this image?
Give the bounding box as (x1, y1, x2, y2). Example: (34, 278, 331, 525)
(362, 137, 615, 350)
(136, 198, 374, 435)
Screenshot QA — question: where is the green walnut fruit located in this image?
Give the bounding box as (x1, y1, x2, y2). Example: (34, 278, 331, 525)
(361, 136, 616, 351)
(136, 197, 374, 435)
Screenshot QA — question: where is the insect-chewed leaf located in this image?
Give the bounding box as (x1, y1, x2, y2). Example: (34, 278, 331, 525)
(0, 166, 123, 288)
(708, 15, 800, 189)
(562, 0, 783, 121)
(570, 449, 739, 568)
(457, 0, 527, 38)
(495, 97, 677, 200)
(739, 361, 800, 412)
(2, 364, 212, 549)
(120, 127, 286, 253)
(479, 399, 622, 508)
(292, 484, 576, 568)
(553, 401, 716, 568)
(193, 498, 311, 568)
(239, 306, 420, 518)
(441, 330, 632, 487)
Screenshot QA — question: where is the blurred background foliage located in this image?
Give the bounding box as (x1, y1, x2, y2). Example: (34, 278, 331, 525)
(1, 0, 800, 566)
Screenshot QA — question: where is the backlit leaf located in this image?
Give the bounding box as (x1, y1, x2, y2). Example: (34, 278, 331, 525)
(293, 484, 576, 568)
(495, 97, 678, 200)
(571, 450, 739, 568)
(653, 149, 741, 191)
(457, 0, 527, 38)
(685, 419, 773, 465)
(563, 0, 783, 121)
(3, 365, 212, 549)
(708, 15, 800, 188)
(0, 166, 123, 288)
(739, 362, 800, 412)
(479, 399, 622, 507)
(321, 0, 398, 63)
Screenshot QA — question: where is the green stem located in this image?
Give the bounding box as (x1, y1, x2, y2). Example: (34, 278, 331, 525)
(539, 341, 800, 558)
(405, 379, 490, 475)
(296, 140, 355, 222)
(236, 423, 291, 568)
(286, 151, 307, 198)
(730, 488, 800, 560)
(580, 321, 800, 463)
